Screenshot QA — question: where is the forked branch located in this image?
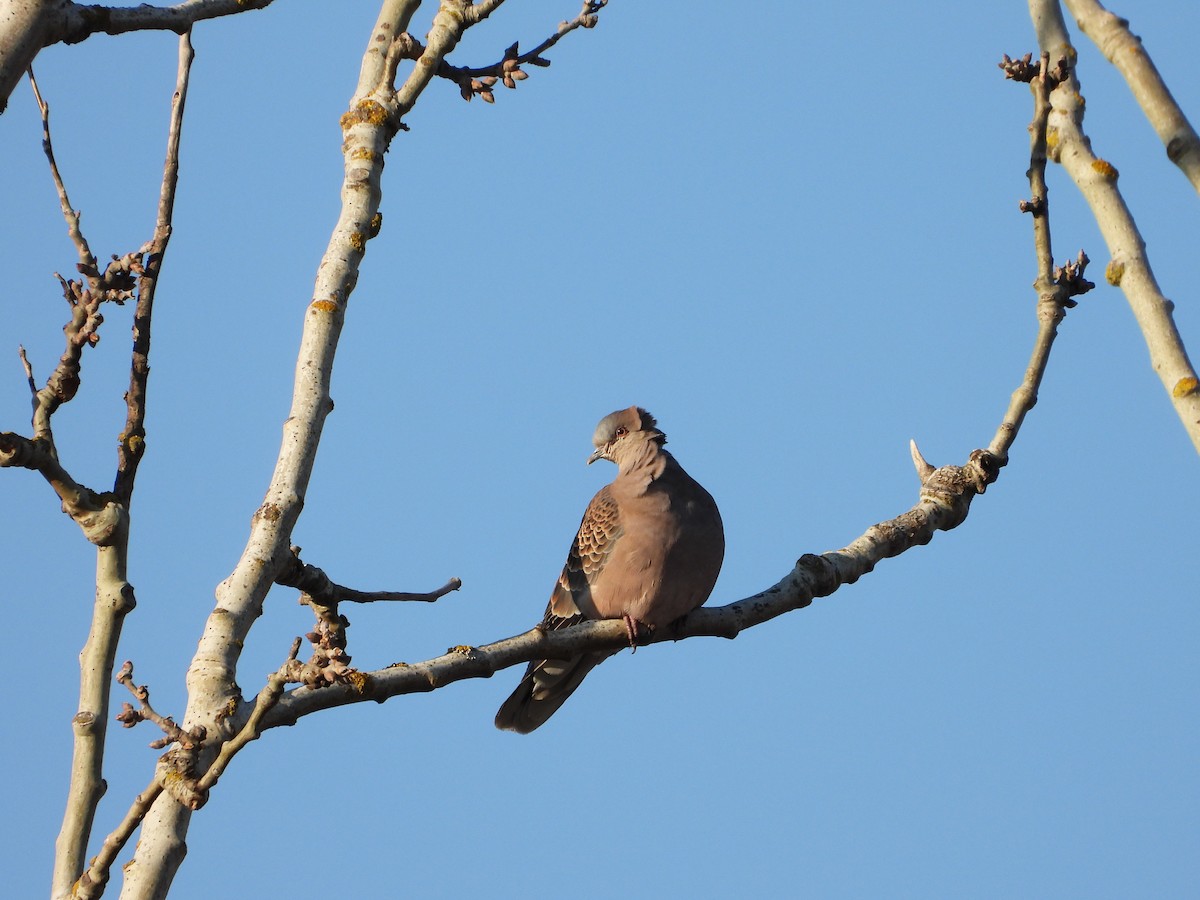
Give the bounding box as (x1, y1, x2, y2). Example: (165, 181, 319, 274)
(392, 0, 607, 104)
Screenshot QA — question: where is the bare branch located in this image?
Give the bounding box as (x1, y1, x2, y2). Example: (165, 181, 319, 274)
(993, 50, 1092, 459)
(17, 345, 36, 408)
(21, 74, 147, 448)
(42, 33, 196, 898)
(52, 537, 137, 898)
(115, 661, 204, 751)
(0, 431, 125, 542)
(1027, 0, 1200, 453)
(1063, 0, 1200, 192)
(406, 0, 608, 104)
(457, 0, 606, 77)
(276, 546, 461, 605)
(114, 29, 193, 506)
(123, 2, 486, 890)
(72, 779, 164, 900)
(270, 550, 461, 694)
(261, 442, 1005, 727)
(57, 0, 278, 42)
(0, 2, 272, 116)
(251, 426, 1021, 735)
(5, 58, 191, 536)
(182, 0, 466, 752)
(29, 68, 96, 272)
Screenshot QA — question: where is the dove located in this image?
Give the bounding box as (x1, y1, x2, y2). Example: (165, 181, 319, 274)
(495, 406, 724, 733)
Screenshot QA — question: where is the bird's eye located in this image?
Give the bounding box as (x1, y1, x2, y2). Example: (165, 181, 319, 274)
(614, 427, 628, 438)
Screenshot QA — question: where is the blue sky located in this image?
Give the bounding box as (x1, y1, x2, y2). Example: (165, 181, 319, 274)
(2, 2, 1198, 897)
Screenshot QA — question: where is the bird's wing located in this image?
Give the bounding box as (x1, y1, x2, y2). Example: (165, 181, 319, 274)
(494, 486, 624, 733)
(544, 484, 622, 624)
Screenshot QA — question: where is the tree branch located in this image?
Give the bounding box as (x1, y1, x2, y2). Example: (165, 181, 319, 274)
(0, 0, 274, 115)
(72, 779, 163, 900)
(120, 2, 484, 894)
(276, 546, 461, 605)
(115, 660, 205, 752)
(57, 0, 278, 44)
(1063, 0, 1200, 192)
(190, 640, 300, 799)
(114, 29, 193, 505)
(42, 33, 194, 900)
(29, 69, 97, 273)
(398, 0, 606, 103)
(0, 432, 123, 543)
(261, 444, 1005, 727)
(271, 563, 460, 693)
(1027, 0, 1200, 453)
(17, 70, 144, 458)
(994, 51, 1093, 459)
(52, 537, 136, 900)
(458, 0, 604, 74)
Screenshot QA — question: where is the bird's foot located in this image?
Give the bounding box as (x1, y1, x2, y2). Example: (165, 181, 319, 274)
(623, 615, 653, 652)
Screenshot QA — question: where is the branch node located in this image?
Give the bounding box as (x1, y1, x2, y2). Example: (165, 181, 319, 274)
(1019, 195, 1045, 215)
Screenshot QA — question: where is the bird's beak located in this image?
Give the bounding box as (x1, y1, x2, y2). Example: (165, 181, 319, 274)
(586, 448, 605, 465)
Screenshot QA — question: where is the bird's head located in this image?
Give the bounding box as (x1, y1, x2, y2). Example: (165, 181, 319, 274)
(587, 406, 666, 468)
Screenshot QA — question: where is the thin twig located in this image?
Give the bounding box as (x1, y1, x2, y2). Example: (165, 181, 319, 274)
(397, 0, 607, 102)
(339, 579, 461, 603)
(28, 67, 96, 274)
(456, 0, 605, 77)
(276, 547, 461, 604)
(23, 70, 110, 445)
(17, 345, 36, 408)
(71, 779, 164, 900)
(115, 661, 203, 751)
(115, 29, 193, 505)
(992, 51, 1082, 460)
(273, 547, 459, 689)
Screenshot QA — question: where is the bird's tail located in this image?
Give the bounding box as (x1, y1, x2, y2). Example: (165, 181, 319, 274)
(494, 652, 609, 733)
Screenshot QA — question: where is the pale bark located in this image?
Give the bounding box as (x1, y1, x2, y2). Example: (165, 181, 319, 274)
(119, 2, 477, 896)
(0, 0, 55, 114)
(1063, 0, 1200, 192)
(1029, 0, 1200, 454)
(0, 0, 275, 114)
(33, 27, 192, 900)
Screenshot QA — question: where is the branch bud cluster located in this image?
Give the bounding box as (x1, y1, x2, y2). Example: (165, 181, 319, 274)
(999, 52, 1070, 88)
(1053, 250, 1095, 307)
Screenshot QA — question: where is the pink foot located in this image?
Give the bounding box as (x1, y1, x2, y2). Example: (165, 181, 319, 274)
(623, 615, 651, 652)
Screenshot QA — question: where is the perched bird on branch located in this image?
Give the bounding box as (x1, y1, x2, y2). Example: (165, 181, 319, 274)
(495, 406, 724, 733)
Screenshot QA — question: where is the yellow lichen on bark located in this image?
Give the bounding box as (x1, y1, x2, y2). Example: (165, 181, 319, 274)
(1172, 376, 1199, 398)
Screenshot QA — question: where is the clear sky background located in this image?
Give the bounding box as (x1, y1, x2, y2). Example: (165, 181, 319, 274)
(2, 2, 1198, 898)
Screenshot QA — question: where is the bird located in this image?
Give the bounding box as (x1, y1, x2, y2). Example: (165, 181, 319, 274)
(495, 406, 724, 733)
